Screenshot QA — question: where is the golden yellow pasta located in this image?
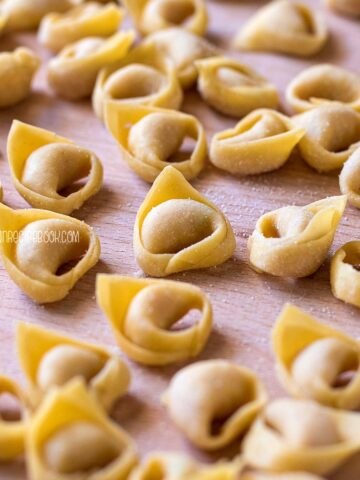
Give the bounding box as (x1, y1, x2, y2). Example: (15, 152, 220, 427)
(340, 147, 360, 208)
(248, 196, 347, 278)
(38, 2, 124, 52)
(195, 57, 279, 118)
(134, 166, 236, 277)
(0, 47, 40, 108)
(331, 241, 360, 308)
(325, 0, 360, 16)
(16, 321, 130, 411)
(93, 42, 183, 120)
(286, 64, 360, 113)
(96, 274, 212, 366)
(293, 104, 360, 172)
(105, 103, 207, 182)
(122, 0, 208, 36)
(210, 109, 304, 175)
(233, 0, 327, 57)
(0, 203, 100, 304)
(239, 473, 324, 480)
(47, 30, 135, 100)
(27, 379, 138, 480)
(7, 120, 103, 215)
(163, 360, 267, 450)
(129, 452, 199, 480)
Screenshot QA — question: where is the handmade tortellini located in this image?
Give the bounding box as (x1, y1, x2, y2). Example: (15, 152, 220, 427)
(272, 304, 360, 409)
(27, 380, 138, 480)
(48, 30, 135, 100)
(134, 166, 236, 277)
(93, 43, 183, 120)
(96, 274, 212, 366)
(0, 203, 100, 303)
(16, 321, 130, 410)
(286, 64, 360, 113)
(239, 473, 324, 480)
(233, 0, 327, 57)
(292, 104, 360, 172)
(122, 0, 208, 36)
(248, 196, 347, 278)
(163, 360, 267, 450)
(331, 241, 360, 308)
(210, 109, 304, 175)
(8, 120, 103, 214)
(105, 103, 207, 182)
(0, 48, 40, 108)
(340, 148, 360, 207)
(38, 2, 124, 52)
(325, 0, 360, 16)
(195, 58, 279, 118)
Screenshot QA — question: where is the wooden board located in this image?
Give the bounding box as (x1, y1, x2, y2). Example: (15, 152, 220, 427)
(0, 1, 359, 478)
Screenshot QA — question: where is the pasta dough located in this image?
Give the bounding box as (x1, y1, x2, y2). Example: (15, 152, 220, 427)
(272, 303, 360, 409)
(163, 360, 267, 450)
(248, 196, 347, 278)
(104, 103, 207, 182)
(8, 120, 103, 214)
(134, 166, 236, 277)
(340, 147, 360, 208)
(48, 30, 135, 100)
(27, 380, 138, 480)
(325, 0, 360, 16)
(233, 0, 327, 57)
(196, 57, 279, 118)
(38, 2, 124, 52)
(16, 321, 130, 411)
(96, 274, 212, 366)
(286, 64, 360, 113)
(0, 203, 100, 303)
(293, 104, 360, 172)
(331, 241, 360, 308)
(210, 109, 304, 175)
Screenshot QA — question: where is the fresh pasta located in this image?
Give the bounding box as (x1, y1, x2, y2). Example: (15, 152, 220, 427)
(331, 241, 360, 308)
(133, 166, 236, 277)
(248, 196, 347, 277)
(340, 147, 360, 208)
(325, 0, 360, 16)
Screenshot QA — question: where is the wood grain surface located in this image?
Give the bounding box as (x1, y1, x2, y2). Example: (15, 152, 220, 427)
(0, 1, 359, 478)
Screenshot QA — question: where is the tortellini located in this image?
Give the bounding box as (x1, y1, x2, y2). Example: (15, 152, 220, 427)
(272, 303, 360, 409)
(96, 274, 212, 366)
(325, 0, 360, 16)
(105, 103, 207, 182)
(248, 196, 347, 278)
(195, 57, 279, 118)
(93, 43, 183, 120)
(27, 380, 138, 480)
(163, 360, 267, 450)
(134, 166, 236, 277)
(8, 120, 103, 214)
(243, 398, 360, 476)
(47, 30, 135, 100)
(331, 241, 360, 308)
(292, 104, 360, 172)
(233, 0, 327, 57)
(122, 0, 208, 36)
(340, 147, 360, 208)
(210, 109, 304, 175)
(239, 473, 324, 480)
(0, 203, 100, 303)
(38, 2, 124, 52)
(286, 64, 360, 113)
(16, 321, 130, 411)
(0, 48, 40, 108)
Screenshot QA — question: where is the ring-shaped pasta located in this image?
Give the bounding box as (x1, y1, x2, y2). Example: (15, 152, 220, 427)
(105, 103, 207, 182)
(331, 241, 360, 308)
(293, 104, 360, 172)
(134, 166, 236, 277)
(7, 120, 103, 215)
(233, 0, 327, 57)
(162, 360, 267, 450)
(248, 196, 347, 278)
(272, 304, 360, 409)
(38, 2, 124, 52)
(340, 148, 360, 208)
(16, 321, 130, 411)
(96, 274, 212, 366)
(47, 30, 135, 100)
(93, 43, 183, 120)
(210, 109, 304, 175)
(122, 0, 208, 36)
(239, 473, 324, 480)
(195, 58, 279, 118)
(27, 379, 138, 480)
(0, 203, 100, 303)
(286, 64, 360, 113)
(325, 0, 360, 16)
